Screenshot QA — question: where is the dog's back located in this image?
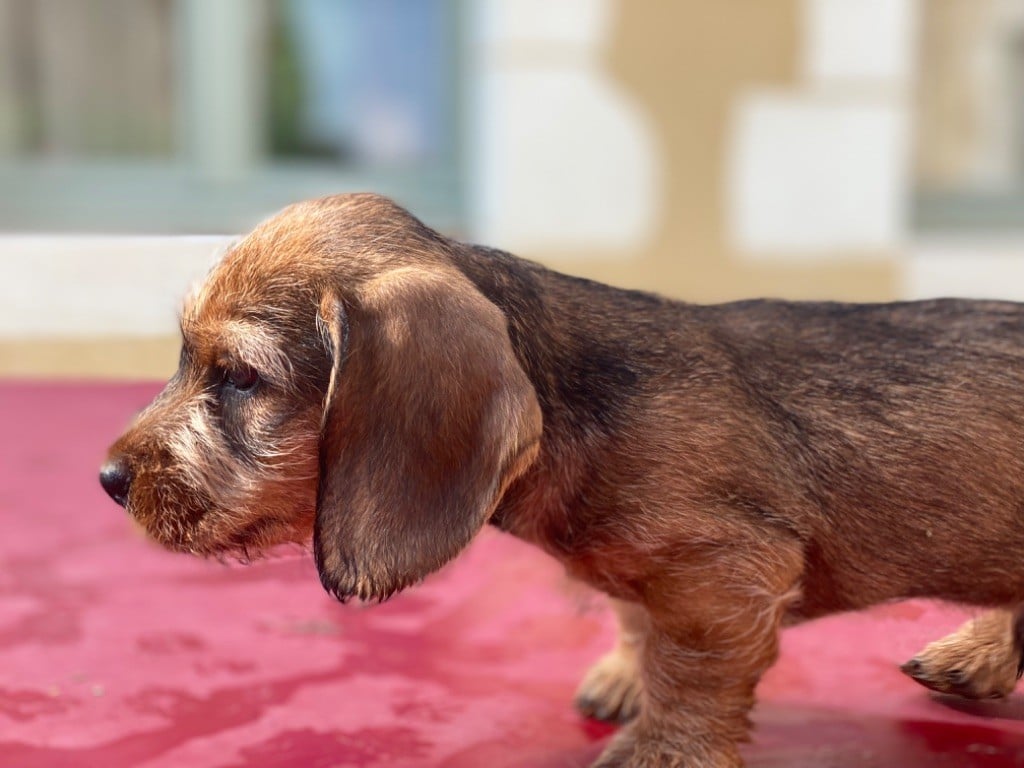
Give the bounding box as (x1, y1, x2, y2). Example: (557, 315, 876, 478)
(698, 298, 1024, 615)
(458, 245, 1024, 616)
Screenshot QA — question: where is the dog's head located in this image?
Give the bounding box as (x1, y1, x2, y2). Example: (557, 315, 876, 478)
(101, 194, 542, 601)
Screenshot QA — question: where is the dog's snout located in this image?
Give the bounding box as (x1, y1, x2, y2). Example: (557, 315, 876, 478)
(99, 459, 133, 507)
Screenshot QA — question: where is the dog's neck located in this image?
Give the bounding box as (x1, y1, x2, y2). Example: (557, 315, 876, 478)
(452, 244, 695, 555)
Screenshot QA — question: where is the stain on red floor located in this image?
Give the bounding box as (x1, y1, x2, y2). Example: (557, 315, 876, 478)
(2, 381, 1024, 767)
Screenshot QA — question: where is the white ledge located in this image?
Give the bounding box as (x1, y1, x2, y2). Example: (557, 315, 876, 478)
(0, 235, 233, 338)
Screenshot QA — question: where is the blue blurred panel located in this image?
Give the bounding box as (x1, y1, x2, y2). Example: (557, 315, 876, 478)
(281, 0, 450, 166)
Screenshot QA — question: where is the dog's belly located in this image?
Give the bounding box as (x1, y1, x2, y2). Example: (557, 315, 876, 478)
(789, 501, 1024, 619)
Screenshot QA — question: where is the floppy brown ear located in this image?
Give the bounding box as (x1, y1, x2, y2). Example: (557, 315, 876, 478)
(315, 267, 542, 602)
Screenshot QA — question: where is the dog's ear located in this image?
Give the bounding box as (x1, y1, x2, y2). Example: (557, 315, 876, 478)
(315, 267, 542, 602)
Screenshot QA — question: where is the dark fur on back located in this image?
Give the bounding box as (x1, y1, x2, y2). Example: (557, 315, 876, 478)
(459, 243, 1024, 612)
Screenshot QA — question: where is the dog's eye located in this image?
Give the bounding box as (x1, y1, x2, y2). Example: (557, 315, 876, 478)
(223, 364, 259, 392)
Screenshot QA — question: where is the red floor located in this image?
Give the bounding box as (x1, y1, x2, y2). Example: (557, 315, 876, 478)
(3, 382, 1024, 767)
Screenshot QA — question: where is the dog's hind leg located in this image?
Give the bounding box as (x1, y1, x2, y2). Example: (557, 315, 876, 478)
(901, 606, 1024, 699)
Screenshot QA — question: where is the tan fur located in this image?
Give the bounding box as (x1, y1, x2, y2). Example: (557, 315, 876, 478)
(575, 599, 646, 724)
(903, 608, 1024, 699)
(102, 194, 1024, 767)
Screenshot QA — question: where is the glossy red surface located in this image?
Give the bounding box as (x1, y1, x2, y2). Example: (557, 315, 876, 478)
(3, 381, 1024, 767)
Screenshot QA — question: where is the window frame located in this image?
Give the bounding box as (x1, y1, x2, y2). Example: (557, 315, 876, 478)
(0, 0, 468, 234)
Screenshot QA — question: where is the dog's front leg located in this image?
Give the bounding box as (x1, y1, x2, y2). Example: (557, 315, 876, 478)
(576, 598, 648, 723)
(592, 538, 803, 768)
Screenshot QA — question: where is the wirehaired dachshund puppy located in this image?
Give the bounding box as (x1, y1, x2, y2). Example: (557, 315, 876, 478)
(101, 193, 1024, 767)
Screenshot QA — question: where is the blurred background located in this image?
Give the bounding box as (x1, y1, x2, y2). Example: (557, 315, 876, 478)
(1, 0, 1023, 378)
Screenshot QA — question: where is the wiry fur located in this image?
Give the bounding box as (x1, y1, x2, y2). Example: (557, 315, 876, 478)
(103, 194, 1024, 767)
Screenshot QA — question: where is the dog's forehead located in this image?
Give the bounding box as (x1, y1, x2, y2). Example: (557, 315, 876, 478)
(181, 192, 450, 338)
(185, 243, 321, 326)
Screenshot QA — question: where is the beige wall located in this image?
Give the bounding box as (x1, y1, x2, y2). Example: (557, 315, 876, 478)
(534, 0, 899, 304)
(0, 338, 180, 379)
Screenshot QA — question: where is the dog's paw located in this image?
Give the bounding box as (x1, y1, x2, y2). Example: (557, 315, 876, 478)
(575, 646, 643, 724)
(901, 614, 1021, 699)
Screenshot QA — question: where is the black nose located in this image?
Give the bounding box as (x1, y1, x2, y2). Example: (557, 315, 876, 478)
(99, 460, 132, 507)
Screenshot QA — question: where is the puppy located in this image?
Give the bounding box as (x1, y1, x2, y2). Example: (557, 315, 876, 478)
(101, 193, 1024, 767)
